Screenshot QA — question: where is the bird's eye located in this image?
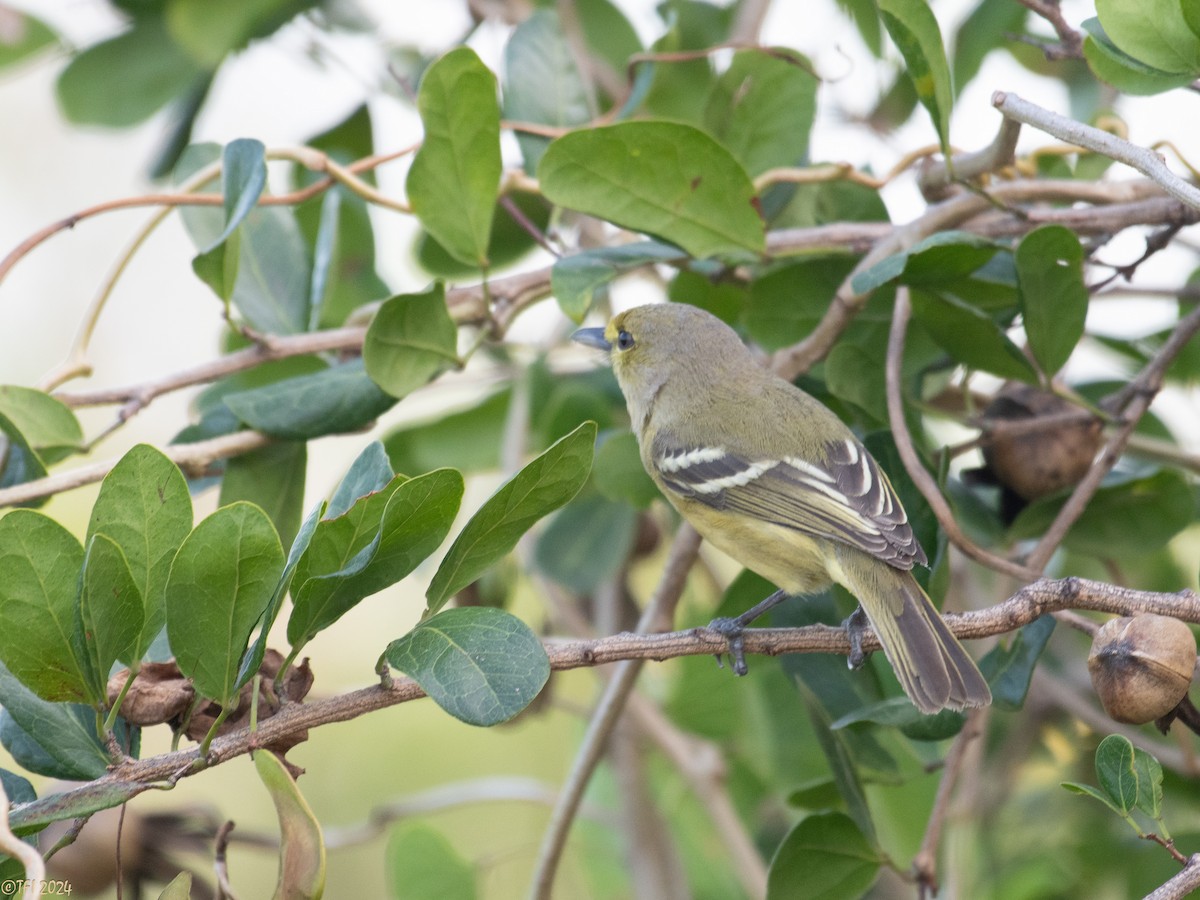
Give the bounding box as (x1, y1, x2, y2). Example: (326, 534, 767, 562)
(616, 330, 635, 351)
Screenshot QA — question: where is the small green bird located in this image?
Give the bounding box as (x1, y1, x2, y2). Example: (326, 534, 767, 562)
(573, 302, 990, 715)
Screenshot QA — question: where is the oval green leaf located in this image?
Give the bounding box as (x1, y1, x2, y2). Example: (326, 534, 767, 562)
(766, 811, 881, 900)
(223, 358, 397, 440)
(703, 48, 818, 177)
(1016, 225, 1088, 377)
(384, 607, 550, 726)
(79, 534, 144, 703)
(425, 421, 597, 614)
(88, 444, 194, 662)
(363, 284, 460, 398)
(255, 748, 327, 900)
(538, 121, 765, 260)
(0, 386, 83, 461)
(1095, 0, 1200, 74)
(878, 0, 954, 155)
(166, 502, 285, 705)
(406, 47, 501, 267)
(0, 511, 89, 702)
(288, 468, 464, 648)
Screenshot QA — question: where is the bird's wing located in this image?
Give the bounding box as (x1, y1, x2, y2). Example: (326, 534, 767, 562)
(651, 436, 926, 570)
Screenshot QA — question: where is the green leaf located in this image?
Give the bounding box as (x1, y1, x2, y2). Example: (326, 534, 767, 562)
(205, 137, 267, 251)
(288, 469, 464, 648)
(176, 146, 313, 335)
(538, 121, 765, 259)
(384, 607, 550, 726)
(503, 9, 591, 173)
(703, 48, 818, 176)
(414, 191, 551, 278)
(1062, 781, 1125, 817)
(1096, 0, 1200, 73)
(56, 16, 205, 127)
(425, 421, 597, 614)
(6, 777, 146, 834)
(255, 747, 327, 900)
(1095, 733, 1139, 814)
(383, 390, 511, 476)
(406, 47, 501, 267)
(766, 811, 881, 900)
(1010, 469, 1194, 556)
(534, 494, 638, 594)
(327, 442, 396, 519)
(978, 614, 1055, 710)
(0, 12, 57, 69)
(1133, 746, 1165, 819)
(1017, 225, 1088, 377)
(294, 105, 390, 328)
(0, 663, 109, 780)
(952, 0, 1028, 94)
(79, 534, 144, 703)
(851, 231, 998, 294)
(386, 824, 477, 900)
(363, 284, 461, 398)
(878, 0, 955, 154)
(0, 386, 83, 461)
(165, 0, 310, 66)
(223, 358, 397, 440)
(87, 444, 193, 662)
(166, 502, 285, 705)
(0, 511, 89, 702)
(551, 242, 682, 323)
(592, 429, 659, 509)
(0, 413, 48, 503)
(910, 290, 1038, 382)
(794, 680, 879, 846)
(238, 500, 325, 690)
(744, 257, 863, 351)
(219, 442, 307, 551)
(1082, 19, 1199, 94)
(157, 872, 194, 900)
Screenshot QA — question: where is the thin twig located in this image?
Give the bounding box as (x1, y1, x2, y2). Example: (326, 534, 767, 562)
(1013, 0, 1084, 59)
(528, 525, 701, 900)
(0, 430, 273, 509)
(992, 92, 1200, 211)
(911, 707, 986, 897)
(886, 287, 1038, 580)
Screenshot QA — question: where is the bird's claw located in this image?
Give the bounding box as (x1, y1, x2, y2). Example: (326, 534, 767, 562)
(707, 616, 750, 676)
(844, 606, 869, 670)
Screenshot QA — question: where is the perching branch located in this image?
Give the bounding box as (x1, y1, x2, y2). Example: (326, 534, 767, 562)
(15, 575, 1198, 833)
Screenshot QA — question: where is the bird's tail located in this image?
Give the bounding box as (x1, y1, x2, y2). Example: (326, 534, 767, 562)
(836, 547, 991, 715)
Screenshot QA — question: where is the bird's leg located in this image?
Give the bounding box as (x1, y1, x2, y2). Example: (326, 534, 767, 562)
(843, 606, 870, 670)
(706, 589, 791, 676)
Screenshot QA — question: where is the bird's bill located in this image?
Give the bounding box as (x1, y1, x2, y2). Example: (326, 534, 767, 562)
(571, 327, 612, 351)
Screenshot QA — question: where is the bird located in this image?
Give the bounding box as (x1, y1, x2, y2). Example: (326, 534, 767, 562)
(572, 302, 991, 715)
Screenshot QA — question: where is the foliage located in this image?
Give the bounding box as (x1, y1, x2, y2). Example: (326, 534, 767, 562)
(0, 0, 1199, 897)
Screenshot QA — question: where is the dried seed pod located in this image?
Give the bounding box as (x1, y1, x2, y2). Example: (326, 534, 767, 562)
(980, 384, 1103, 504)
(1088, 614, 1197, 725)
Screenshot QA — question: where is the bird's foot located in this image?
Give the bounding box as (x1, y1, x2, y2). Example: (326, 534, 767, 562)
(706, 616, 749, 676)
(843, 606, 870, 670)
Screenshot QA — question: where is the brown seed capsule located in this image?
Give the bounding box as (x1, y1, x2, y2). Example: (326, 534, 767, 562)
(980, 384, 1103, 503)
(1088, 614, 1197, 724)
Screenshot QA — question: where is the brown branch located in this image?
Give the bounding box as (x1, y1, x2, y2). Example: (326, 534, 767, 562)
(529, 525, 702, 900)
(912, 708, 987, 897)
(14, 576, 1198, 834)
(1012, 0, 1084, 59)
(0, 430, 273, 509)
(886, 287, 1039, 581)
